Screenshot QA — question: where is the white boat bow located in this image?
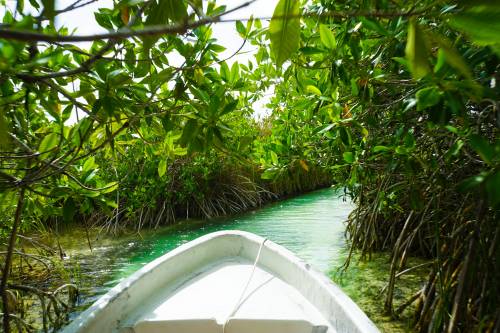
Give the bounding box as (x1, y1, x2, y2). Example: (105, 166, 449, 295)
(61, 230, 379, 333)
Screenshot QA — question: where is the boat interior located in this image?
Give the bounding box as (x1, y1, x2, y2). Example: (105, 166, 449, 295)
(126, 259, 330, 333)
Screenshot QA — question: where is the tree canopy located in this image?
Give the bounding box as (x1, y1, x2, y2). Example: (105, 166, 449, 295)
(0, 0, 499, 331)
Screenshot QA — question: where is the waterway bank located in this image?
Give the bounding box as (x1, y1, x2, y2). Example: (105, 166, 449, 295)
(18, 187, 426, 332)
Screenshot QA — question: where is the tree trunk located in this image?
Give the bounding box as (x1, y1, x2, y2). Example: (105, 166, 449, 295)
(1, 188, 26, 333)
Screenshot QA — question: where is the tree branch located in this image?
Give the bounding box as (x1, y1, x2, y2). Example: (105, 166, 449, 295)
(0, 1, 256, 43)
(17, 42, 115, 81)
(1, 188, 26, 333)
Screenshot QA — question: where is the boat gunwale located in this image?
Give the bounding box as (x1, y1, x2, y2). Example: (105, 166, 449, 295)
(61, 230, 380, 333)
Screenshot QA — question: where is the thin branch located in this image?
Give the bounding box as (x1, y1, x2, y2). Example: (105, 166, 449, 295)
(17, 42, 114, 81)
(0, 6, 431, 43)
(62, 170, 117, 192)
(0, 152, 42, 159)
(17, 234, 57, 255)
(55, 0, 99, 15)
(0, 250, 54, 271)
(221, 7, 431, 22)
(1, 188, 26, 333)
(17, 0, 151, 81)
(85, 33, 251, 71)
(40, 80, 96, 119)
(0, 313, 35, 332)
(0, 1, 256, 43)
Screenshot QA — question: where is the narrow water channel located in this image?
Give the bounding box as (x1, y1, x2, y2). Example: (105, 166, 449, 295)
(63, 187, 354, 323)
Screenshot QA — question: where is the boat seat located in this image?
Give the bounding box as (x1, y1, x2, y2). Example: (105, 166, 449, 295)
(224, 318, 329, 333)
(132, 312, 329, 333)
(133, 318, 220, 333)
(132, 318, 328, 333)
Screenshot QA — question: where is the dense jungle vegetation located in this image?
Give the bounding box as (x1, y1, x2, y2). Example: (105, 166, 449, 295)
(0, 0, 499, 331)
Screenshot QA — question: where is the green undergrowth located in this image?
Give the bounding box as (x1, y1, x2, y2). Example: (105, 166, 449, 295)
(74, 147, 333, 232)
(330, 250, 430, 333)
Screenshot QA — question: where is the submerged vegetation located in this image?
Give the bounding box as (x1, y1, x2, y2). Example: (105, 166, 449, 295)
(0, 0, 499, 331)
(331, 251, 431, 333)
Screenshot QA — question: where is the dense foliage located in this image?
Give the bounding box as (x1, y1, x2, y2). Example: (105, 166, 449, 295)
(256, 0, 499, 331)
(0, 0, 498, 332)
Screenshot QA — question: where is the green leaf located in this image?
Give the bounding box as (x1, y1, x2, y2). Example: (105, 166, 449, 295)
(469, 134, 494, 164)
(174, 147, 188, 156)
(104, 199, 118, 209)
(373, 145, 392, 153)
(485, 171, 500, 206)
(319, 24, 336, 49)
(180, 119, 198, 146)
(405, 19, 430, 79)
(208, 95, 221, 116)
(458, 174, 485, 192)
(147, 0, 187, 24)
(236, 21, 246, 36)
(428, 32, 472, 79)
(445, 125, 459, 134)
(306, 85, 322, 96)
(101, 181, 119, 194)
(269, 0, 301, 67)
(94, 11, 113, 29)
(299, 46, 323, 55)
(359, 17, 388, 35)
(392, 57, 408, 68)
(318, 123, 335, 134)
(270, 151, 279, 165)
(247, 16, 254, 32)
(189, 0, 202, 12)
(63, 198, 76, 223)
(189, 85, 209, 102)
(261, 168, 279, 180)
(230, 62, 240, 83)
(395, 146, 409, 155)
(220, 61, 231, 82)
(143, 0, 187, 50)
(38, 132, 59, 154)
(449, 5, 500, 46)
(17, 0, 25, 12)
(343, 151, 354, 163)
(445, 139, 464, 159)
(0, 112, 8, 148)
(84, 169, 97, 184)
(42, 0, 55, 21)
(350, 78, 359, 96)
(164, 0, 188, 22)
(82, 157, 97, 173)
(416, 86, 442, 111)
(158, 159, 167, 177)
(221, 99, 238, 116)
(209, 44, 226, 53)
(434, 48, 446, 73)
(62, 105, 73, 123)
(81, 190, 101, 198)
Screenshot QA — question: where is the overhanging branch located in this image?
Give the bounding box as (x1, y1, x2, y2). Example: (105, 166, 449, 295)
(0, 1, 255, 43)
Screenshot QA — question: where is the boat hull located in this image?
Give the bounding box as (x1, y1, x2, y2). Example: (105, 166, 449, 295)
(61, 230, 379, 333)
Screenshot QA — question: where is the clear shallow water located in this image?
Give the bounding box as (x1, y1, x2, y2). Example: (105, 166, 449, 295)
(65, 187, 354, 320)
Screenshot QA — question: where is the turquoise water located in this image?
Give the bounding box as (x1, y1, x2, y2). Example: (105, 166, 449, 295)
(67, 187, 353, 319)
